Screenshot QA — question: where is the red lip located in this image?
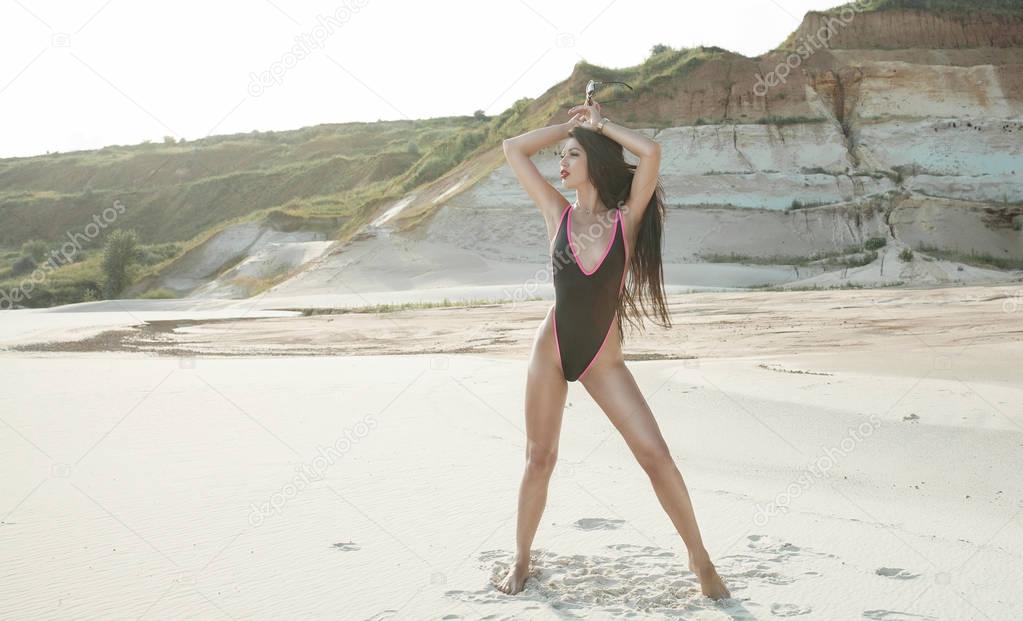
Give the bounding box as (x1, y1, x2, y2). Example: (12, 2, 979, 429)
(560, 170, 569, 178)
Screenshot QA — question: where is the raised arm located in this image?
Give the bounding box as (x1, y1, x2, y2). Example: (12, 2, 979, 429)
(502, 121, 574, 225)
(567, 103, 662, 229)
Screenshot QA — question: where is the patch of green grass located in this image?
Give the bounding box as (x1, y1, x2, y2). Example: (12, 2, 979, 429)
(284, 296, 546, 315)
(0, 117, 480, 248)
(915, 243, 1023, 270)
(748, 280, 905, 291)
(757, 116, 829, 126)
(698, 252, 805, 265)
(0, 254, 104, 308)
(697, 245, 871, 267)
(788, 199, 832, 210)
(822, 250, 877, 268)
(230, 274, 287, 297)
(0, 237, 198, 308)
(640, 51, 710, 86)
(139, 287, 178, 299)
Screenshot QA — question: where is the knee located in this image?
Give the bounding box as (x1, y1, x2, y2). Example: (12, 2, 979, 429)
(636, 447, 677, 479)
(525, 447, 558, 477)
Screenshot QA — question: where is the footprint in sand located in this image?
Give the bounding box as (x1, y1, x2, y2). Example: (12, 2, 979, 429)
(719, 534, 841, 593)
(875, 567, 921, 579)
(332, 541, 360, 551)
(771, 602, 813, 616)
(863, 609, 937, 620)
(573, 517, 625, 530)
(460, 545, 724, 613)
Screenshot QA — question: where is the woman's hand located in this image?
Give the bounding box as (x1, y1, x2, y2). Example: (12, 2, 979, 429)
(567, 100, 603, 131)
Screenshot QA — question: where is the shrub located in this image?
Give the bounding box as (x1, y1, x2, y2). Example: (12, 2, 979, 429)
(20, 239, 50, 262)
(453, 128, 487, 156)
(10, 255, 36, 276)
(102, 229, 140, 298)
(844, 250, 877, 267)
(411, 154, 454, 186)
(899, 248, 914, 261)
(788, 198, 830, 210)
(864, 237, 887, 250)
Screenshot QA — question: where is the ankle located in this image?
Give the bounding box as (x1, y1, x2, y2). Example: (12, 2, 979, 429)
(688, 548, 712, 567)
(513, 557, 530, 570)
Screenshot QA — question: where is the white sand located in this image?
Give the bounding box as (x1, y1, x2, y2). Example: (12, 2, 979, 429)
(1, 285, 1021, 619)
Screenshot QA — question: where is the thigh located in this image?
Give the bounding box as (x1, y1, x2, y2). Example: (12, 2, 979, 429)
(580, 362, 672, 468)
(523, 305, 569, 460)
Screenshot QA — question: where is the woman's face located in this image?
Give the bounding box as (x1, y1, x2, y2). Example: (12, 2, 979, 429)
(558, 139, 588, 189)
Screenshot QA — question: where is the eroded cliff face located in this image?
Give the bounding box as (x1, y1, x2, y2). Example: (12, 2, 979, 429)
(602, 11, 1023, 285)
(334, 8, 1023, 292)
(789, 9, 1023, 50)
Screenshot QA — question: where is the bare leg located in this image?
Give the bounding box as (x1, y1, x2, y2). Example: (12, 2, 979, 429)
(495, 306, 568, 595)
(580, 361, 731, 600)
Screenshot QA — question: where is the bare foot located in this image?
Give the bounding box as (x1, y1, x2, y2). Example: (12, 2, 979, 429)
(494, 561, 530, 595)
(689, 554, 730, 600)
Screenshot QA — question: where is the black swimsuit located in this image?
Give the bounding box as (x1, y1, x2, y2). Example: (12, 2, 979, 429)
(551, 201, 628, 382)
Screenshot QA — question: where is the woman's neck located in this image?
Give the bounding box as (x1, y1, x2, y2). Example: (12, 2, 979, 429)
(573, 187, 609, 215)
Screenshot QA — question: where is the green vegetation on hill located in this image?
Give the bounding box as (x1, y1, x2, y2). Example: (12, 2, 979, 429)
(2, 40, 748, 309)
(0, 116, 496, 306)
(0, 118, 483, 245)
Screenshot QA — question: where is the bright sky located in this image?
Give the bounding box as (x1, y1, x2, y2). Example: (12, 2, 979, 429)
(0, 0, 845, 159)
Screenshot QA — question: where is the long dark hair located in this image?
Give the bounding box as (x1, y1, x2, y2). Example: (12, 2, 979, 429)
(567, 126, 671, 344)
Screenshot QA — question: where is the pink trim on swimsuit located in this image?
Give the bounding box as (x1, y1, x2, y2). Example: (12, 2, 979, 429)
(552, 304, 565, 377)
(567, 206, 620, 276)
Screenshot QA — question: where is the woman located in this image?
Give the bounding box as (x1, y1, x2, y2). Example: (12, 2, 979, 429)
(494, 99, 730, 600)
